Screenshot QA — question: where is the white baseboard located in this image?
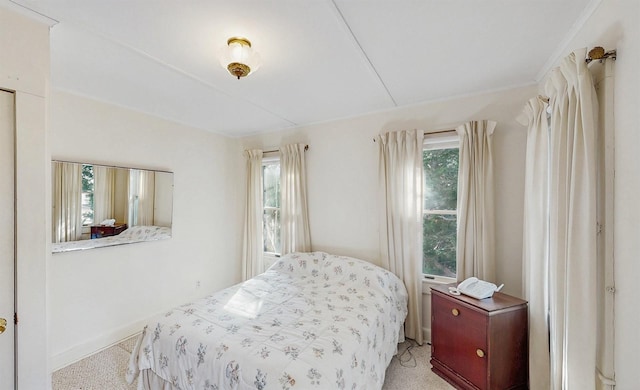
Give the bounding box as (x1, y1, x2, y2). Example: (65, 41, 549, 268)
(423, 327, 432, 344)
(51, 319, 146, 371)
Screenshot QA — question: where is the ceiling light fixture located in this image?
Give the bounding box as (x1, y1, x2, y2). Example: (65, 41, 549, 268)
(219, 37, 261, 79)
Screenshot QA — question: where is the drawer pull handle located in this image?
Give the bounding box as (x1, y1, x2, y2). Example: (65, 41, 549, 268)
(451, 308, 459, 316)
(476, 349, 485, 358)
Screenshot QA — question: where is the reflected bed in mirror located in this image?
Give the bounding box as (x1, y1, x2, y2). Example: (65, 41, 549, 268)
(52, 161, 173, 253)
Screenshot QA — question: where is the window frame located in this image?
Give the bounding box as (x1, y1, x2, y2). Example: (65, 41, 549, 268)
(262, 156, 281, 256)
(422, 133, 459, 283)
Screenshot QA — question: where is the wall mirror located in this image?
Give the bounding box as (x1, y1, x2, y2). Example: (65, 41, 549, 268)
(52, 160, 173, 253)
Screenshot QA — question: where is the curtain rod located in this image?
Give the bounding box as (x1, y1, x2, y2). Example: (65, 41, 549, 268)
(425, 129, 456, 136)
(254, 144, 309, 154)
(373, 129, 455, 142)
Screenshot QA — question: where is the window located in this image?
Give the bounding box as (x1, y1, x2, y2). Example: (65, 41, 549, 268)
(262, 158, 281, 254)
(81, 164, 94, 226)
(423, 134, 459, 278)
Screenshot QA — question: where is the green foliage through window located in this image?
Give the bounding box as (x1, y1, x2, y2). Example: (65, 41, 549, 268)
(423, 147, 458, 277)
(81, 164, 94, 225)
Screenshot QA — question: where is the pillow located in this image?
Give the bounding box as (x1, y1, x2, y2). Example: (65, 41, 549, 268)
(268, 251, 407, 299)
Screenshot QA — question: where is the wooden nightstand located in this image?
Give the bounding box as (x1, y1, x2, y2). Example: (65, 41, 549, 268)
(90, 223, 127, 239)
(430, 284, 528, 390)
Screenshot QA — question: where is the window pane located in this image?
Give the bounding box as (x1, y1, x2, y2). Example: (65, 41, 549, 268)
(263, 208, 281, 254)
(423, 146, 458, 277)
(423, 148, 458, 210)
(263, 164, 280, 208)
(423, 213, 456, 277)
(81, 164, 94, 225)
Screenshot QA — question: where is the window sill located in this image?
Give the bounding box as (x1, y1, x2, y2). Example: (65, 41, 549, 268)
(263, 252, 280, 257)
(262, 253, 280, 272)
(421, 276, 456, 294)
(423, 274, 456, 284)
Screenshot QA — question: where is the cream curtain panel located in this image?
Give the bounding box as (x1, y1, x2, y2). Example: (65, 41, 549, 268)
(122, 169, 131, 227)
(520, 96, 551, 390)
(522, 48, 599, 389)
(137, 170, 156, 226)
(546, 49, 598, 390)
(127, 169, 155, 226)
(279, 143, 311, 255)
(126, 169, 138, 227)
(93, 165, 117, 224)
(242, 150, 264, 281)
(456, 120, 496, 282)
(52, 161, 83, 243)
(378, 129, 423, 345)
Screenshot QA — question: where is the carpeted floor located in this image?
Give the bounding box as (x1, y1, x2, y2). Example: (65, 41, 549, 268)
(52, 337, 454, 389)
(382, 341, 454, 390)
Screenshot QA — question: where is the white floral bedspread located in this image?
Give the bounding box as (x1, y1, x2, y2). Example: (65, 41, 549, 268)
(52, 226, 171, 253)
(126, 252, 408, 390)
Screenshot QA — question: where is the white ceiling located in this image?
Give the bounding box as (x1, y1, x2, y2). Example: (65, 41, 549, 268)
(9, 0, 596, 137)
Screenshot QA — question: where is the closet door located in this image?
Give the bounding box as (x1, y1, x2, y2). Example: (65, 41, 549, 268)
(0, 89, 15, 389)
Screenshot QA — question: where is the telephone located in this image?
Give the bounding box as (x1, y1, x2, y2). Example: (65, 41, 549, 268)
(449, 277, 504, 300)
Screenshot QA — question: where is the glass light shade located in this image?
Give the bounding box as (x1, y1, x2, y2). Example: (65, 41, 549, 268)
(219, 37, 261, 79)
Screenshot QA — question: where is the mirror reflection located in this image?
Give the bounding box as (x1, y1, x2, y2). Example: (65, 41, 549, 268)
(52, 161, 173, 253)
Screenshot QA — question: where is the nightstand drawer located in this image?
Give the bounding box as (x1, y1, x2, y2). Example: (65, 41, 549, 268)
(432, 292, 488, 388)
(430, 285, 528, 390)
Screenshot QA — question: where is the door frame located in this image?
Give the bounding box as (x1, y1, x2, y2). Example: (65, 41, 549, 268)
(0, 88, 16, 389)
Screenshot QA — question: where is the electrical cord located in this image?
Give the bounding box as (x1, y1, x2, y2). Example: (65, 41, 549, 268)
(395, 339, 419, 368)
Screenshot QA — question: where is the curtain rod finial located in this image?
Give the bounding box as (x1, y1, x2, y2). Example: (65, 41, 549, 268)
(586, 47, 617, 63)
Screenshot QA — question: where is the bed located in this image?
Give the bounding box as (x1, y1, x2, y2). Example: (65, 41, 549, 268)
(126, 251, 408, 390)
(52, 225, 172, 253)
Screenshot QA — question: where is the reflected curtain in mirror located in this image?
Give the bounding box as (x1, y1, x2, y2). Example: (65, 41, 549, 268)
(129, 169, 155, 226)
(94, 165, 117, 225)
(52, 162, 83, 242)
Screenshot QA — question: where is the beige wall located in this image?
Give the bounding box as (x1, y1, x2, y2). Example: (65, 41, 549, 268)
(48, 90, 244, 369)
(0, 4, 51, 389)
(154, 171, 174, 227)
